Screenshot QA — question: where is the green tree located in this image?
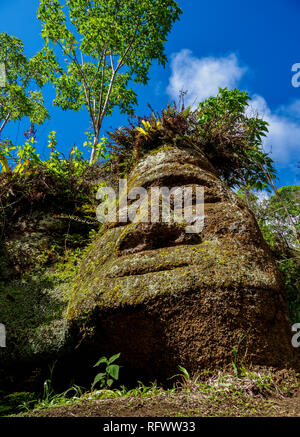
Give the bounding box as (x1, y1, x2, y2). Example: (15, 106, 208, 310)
(240, 186, 300, 323)
(37, 0, 182, 164)
(239, 186, 299, 249)
(0, 32, 49, 137)
(261, 186, 299, 247)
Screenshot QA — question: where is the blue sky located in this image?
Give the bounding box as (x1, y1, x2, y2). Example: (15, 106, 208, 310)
(1, 0, 299, 187)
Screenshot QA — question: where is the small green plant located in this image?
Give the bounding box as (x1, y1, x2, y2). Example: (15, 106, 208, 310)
(169, 365, 201, 392)
(92, 353, 121, 390)
(129, 381, 162, 397)
(0, 391, 37, 416)
(172, 365, 192, 382)
(0, 137, 40, 174)
(231, 335, 245, 377)
(38, 361, 82, 407)
(42, 360, 57, 404)
(36, 361, 84, 409)
(35, 385, 84, 410)
(232, 346, 239, 377)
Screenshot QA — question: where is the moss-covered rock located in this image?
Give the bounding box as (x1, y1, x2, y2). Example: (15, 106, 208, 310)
(0, 208, 95, 389)
(1, 145, 299, 388)
(66, 145, 299, 380)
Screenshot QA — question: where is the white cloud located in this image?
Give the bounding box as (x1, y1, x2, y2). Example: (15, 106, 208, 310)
(167, 50, 300, 164)
(248, 96, 300, 162)
(280, 99, 300, 119)
(167, 50, 245, 106)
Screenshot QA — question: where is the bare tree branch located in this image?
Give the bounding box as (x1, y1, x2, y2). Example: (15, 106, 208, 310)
(0, 112, 11, 136)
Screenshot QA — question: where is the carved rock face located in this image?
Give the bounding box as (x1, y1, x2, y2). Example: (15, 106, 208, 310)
(67, 145, 299, 379)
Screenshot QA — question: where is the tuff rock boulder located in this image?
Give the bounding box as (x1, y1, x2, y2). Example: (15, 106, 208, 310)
(67, 145, 299, 380)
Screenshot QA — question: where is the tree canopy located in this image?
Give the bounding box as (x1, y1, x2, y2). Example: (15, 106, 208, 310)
(37, 0, 182, 163)
(0, 32, 49, 137)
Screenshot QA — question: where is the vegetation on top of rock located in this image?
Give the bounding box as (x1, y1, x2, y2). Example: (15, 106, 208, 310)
(0, 129, 107, 244)
(106, 88, 275, 190)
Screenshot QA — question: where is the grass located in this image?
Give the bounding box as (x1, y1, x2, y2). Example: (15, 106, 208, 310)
(5, 366, 298, 417)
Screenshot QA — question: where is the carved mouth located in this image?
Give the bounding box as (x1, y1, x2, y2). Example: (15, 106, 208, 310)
(106, 259, 190, 279)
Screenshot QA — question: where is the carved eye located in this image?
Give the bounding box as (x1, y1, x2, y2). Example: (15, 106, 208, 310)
(116, 222, 202, 256)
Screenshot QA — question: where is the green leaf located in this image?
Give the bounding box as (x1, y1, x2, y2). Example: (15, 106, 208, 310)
(91, 372, 106, 389)
(108, 353, 121, 364)
(0, 32, 49, 137)
(107, 379, 114, 387)
(93, 357, 108, 367)
(178, 365, 190, 380)
(0, 155, 9, 173)
(106, 364, 120, 380)
(36, 0, 182, 163)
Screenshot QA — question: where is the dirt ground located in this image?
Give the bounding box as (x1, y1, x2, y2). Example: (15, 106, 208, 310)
(21, 386, 300, 418)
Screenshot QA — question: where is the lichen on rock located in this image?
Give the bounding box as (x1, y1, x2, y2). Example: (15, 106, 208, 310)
(66, 145, 299, 380)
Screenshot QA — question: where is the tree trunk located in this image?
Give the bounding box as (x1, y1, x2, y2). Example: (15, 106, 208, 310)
(89, 133, 99, 165)
(0, 112, 11, 136)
